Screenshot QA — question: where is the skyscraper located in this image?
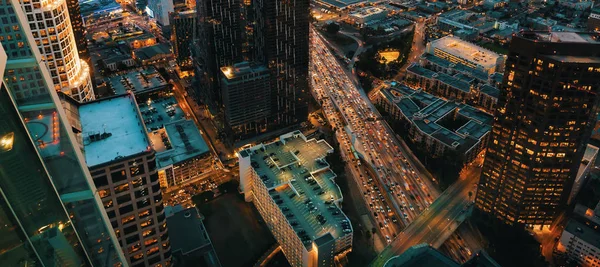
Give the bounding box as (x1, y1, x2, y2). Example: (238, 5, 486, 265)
(475, 32, 600, 228)
(0, 0, 127, 265)
(20, 0, 95, 102)
(66, 0, 89, 61)
(170, 10, 196, 68)
(193, 0, 243, 112)
(220, 62, 271, 139)
(254, 0, 310, 127)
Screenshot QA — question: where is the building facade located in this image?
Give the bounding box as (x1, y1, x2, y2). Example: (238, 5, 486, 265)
(170, 10, 196, 68)
(220, 62, 271, 140)
(77, 94, 172, 267)
(254, 0, 310, 127)
(558, 204, 600, 267)
(20, 0, 95, 102)
(475, 32, 600, 228)
(147, 0, 174, 27)
(193, 0, 243, 111)
(239, 131, 353, 267)
(66, 0, 88, 61)
(0, 1, 127, 264)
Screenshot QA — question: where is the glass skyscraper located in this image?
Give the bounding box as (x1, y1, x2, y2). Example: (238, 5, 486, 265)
(0, 0, 127, 265)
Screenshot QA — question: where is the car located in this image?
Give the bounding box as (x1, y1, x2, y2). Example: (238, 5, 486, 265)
(386, 235, 391, 243)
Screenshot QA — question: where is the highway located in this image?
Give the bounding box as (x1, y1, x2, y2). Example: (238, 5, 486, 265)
(371, 156, 484, 267)
(310, 27, 442, 245)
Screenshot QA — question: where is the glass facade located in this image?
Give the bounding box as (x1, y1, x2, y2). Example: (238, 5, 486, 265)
(0, 0, 127, 265)
(0, 82, 89, 266)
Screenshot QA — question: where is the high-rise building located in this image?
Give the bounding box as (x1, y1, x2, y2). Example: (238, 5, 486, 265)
(475, 32, 600, 227)
(254, 0, 310, 127)
(19, 0, 95, 102)
(239, 131, 353, 267)
(74, 93, 172, 267)
(66, 0, 89, 61)
(220, 62, 271, 140)
(0, 1, 127, 265)
(193, 0, 243, 111)
(147, 0, 174, 27)
(0, 43, 92, 267)
(170, 10, 196, 68)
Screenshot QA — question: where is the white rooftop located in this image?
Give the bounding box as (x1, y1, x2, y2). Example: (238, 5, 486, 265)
(81, 94, 149, 167)
(428, 36, 503, 70)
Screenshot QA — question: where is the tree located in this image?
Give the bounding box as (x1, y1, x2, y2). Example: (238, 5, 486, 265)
(326, 23, 340, 35)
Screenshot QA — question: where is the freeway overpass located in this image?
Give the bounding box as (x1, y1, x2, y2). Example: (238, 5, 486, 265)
(370, 157, 484, 267)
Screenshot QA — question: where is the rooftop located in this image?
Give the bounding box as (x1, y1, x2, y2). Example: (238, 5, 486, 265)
(154, 120, 210, 168)
(479, 84, 499, 98)
(381, 85, 493, 150)
(241, 131, 351, 248)
(138, 96, 186, 132)
(166, 207, 213, 255)
(133, 43, 172, 61)
(80, 94, 149, 167)
(427, 36, 503, 70)
(521, 32, 600, 43)
(436, 73, 471, 93)
(220, 61, 269, 80)
(564, 219, 600, 249)
(349, 6, 387, 18)
(107, 67, 169, 95)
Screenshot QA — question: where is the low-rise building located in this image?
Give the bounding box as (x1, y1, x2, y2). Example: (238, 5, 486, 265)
(166, 206, 222, 267)
(588, 8, 600, 32)
(347, 6, 389, 27)
(558, 202, 600, 267)
(375, 85, 493, 163)
(140, 95, 220, 191)
(425, 36, 506, 74)
(106, 67, 171, 99)
(238, 131, 353, 267)
(133, 43, 174, 66)
(78, 93, 172, 267)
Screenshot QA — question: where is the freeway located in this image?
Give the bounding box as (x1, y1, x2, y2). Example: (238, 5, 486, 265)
(310, 26, 442, 245)
(371, 156, 484, 267)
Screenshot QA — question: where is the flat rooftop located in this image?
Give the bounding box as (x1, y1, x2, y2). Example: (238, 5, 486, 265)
(80, 94, 149, 167)
(241, 131, 351, 248)
(138, 96, 185, 132)
(155, 120, 210, 168)
(522, 32, 600, 43)
(166, 207, 214, 255)
(349, 6, 387, 18)
(428, 36, 502, 69)
(220, 61, 269, 80)
(107, 67, 169, 95)
(564, 219, 600, 249)
(381, 85, 493, 150)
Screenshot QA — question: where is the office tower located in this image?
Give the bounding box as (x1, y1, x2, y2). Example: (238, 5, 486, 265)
(170, 10, 196, 68)
(220, 62, 271, 140)
(475, 32, 600, 227)
(254, 0, 310, 127)
(19, 0, 94, 102)
(193, 0, 242, 111)
(0, 1, 127, 265)
(238, 132, 353, 267)
(66, 0, 89, 61)
(74, 93, 172, 267)
(147, 0, 174, 27)
(0, 52, 91, 266)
